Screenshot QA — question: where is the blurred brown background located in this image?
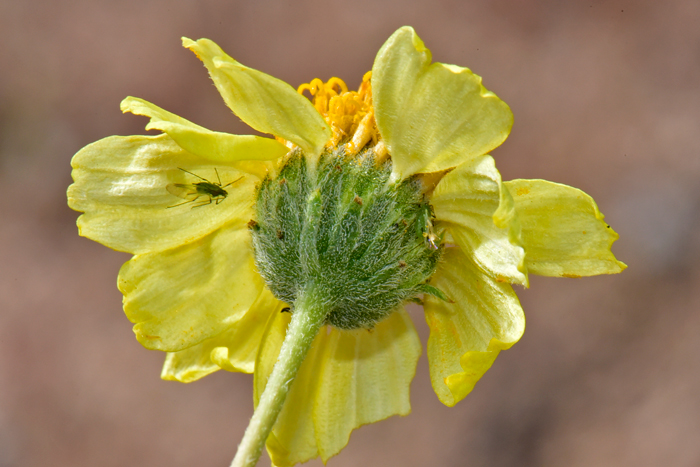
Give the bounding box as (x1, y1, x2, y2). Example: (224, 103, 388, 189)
(1, 0, 699, 466)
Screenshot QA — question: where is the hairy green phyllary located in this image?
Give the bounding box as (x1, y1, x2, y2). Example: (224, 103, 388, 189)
(251, 147, 444, 330)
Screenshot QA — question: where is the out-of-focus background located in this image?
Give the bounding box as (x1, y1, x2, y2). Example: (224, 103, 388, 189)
(2, 1, 699, 466)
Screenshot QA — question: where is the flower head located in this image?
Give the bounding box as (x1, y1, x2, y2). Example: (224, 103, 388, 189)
(68, 26, 625, 467)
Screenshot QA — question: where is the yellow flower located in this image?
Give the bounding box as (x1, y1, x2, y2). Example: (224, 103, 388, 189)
(67, 26, 625, 467)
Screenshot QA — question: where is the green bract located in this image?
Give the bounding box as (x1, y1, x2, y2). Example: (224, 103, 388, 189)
(67, 25, 625, 467)
(251, 146, 443, 330)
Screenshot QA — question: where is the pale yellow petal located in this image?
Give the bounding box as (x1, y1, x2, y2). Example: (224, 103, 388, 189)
(255, 309, 420, 466)
(182, 37, 331, 157)
(121, 96, 289, 164)
(118, 223, 263, 352)
(313, 309, 420, 462)
(373, 26, 513, 180)
(161, 287, 284, 382)
(161, 339, 222, 383)
(505, 179, 626, 277)
(431, 155, 527, 286)
(424, 247, 525, 406)
(210, 287, 286, 374)
(68, 134, 256, 254)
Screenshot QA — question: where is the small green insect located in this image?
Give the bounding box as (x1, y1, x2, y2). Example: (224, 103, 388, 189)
(416, 202, 440, 250)
(166, 167, 242, 208)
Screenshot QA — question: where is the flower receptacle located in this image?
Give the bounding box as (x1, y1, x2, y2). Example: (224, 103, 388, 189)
(250, 146, 444, 330)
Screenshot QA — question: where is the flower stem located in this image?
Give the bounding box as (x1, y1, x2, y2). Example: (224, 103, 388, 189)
(230, 288, 327, 467)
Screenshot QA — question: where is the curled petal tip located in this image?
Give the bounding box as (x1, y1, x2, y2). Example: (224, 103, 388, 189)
(119, 96, 132, 113)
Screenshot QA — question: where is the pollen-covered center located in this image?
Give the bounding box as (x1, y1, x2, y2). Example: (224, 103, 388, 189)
(250, 146, 443, 330)
(295, 72, 386, 158)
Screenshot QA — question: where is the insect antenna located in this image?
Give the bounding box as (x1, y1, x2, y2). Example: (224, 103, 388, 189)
(177, 167, 208, 181)
(223, 176, 244, 188)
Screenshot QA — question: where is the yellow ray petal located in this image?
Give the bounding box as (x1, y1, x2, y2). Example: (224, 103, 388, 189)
(121, 97, 288, 167)
(313, 310, 420, 463)
(505, 179, 626, 277)
(254, 310, 421, 466)
(373, 26, 513, 181)
(182, 37, 331, 157)
(424, 247, 525, 407)
(161, 341, 222, 383)
(68, 134, 256, 254)
(118, 223, 263, 352)
(161, 287, 284, 382)
(431, 155, 527, 286)
(210, 287, 286, 374)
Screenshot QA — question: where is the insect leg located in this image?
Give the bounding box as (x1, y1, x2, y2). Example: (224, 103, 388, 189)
(192, 196, 213, 208)
(167, 200, 192, 209)
(167, 195, 199, 209)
